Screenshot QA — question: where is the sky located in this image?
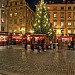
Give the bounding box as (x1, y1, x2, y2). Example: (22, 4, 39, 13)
(25, 0, 61, 11)
(25, 0, 72, 11)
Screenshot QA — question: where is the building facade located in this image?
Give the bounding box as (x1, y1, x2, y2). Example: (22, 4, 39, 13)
(46, 0, 75, 36)
(6, 0, 34, 34)
(0, 0, 7, 32)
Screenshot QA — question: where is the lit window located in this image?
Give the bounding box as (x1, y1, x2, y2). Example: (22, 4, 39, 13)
(2, 4, 4, 7)
(14, 27, 17, 32)
(10, 13, 12, 17)
(74, 29, 75, 34)
(68, 12, 71, 18)
(53, 12, 57, 18)
(68, 21, 71, 26)
(1, 18, 5, 23)
(53, 20, 57, 26)
(73, 12, 75, 18)
(60, 21, 64, 27)
(60, 12, 64, 18)
(73, 20, 75, 26)
(14, 13, 17, 16)
(68, 29, 71, 34)
(61, 30, 64, 34)
(15, 8, 17, 10)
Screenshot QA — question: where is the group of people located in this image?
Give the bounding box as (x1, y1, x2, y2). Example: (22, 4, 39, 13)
(23, 37, 45, 52)
(23, 37, 75, 52)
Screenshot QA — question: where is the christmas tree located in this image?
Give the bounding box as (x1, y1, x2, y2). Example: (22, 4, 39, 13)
(32, 0, 54, 36)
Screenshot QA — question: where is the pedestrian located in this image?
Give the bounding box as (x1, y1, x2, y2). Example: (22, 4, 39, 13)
(24, 38, 27, 50)
(37, 39, 40, 52)
(41, 38, 45, 52)
(31, 37, 35, 51)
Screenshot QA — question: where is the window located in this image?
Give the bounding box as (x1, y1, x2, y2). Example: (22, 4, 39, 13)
(60, 12, 64, 18)
(14, 27, 17, 32)
(9, 27, 12, 32)
(20, 7, 22, 9)
(2, 4, 4, 7)
(74, 29, 75, 34)
(15, 8, 17, 10)
(19, 19, 22, 24)
(14, 19, 17, 24)
(20, 12, 22, 16)
(1, 27, 4, 31)
(10, 9, 12, 11)
(61, 30, 64, 34)
(1, 18, 5, 23)
(14, 13, 17, 16)
(15, 2, 17, 5)
(20, 1, 22, 4)
(73, 7, 75, 10)
(53, 7, 57, 10)
(9, 20, 12, 24)
(10, 2, 12, 6)
(68, 12, 71, 18)
(61, 7, 64, 10)
(73, 20, 75, 26)
(10, 13, 12, 17)
(53, 20, 57, 26)
(73, 12, 75, 18)
(53, 12, 57, 18)
(60, 20, 64, 27)
(68, 29, 71, 34)
(68, 6, 71, 10)
(68, 21, 71, 26)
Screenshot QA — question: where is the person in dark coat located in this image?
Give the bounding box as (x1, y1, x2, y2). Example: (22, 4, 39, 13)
(31, 37, 35, 51)
(71, 41, 74, 50)
(24, 38, 27, 50)
(41, 38, 45, 51)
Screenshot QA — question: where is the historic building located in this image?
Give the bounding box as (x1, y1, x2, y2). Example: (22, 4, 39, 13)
(0, 0, 7, 32)
(6, 0, 34, 34)
(46, 0, 75, 36)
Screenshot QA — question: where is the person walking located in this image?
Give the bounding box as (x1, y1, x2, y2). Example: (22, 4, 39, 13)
(37, 39, 40, 52)
(41, 38, 45, 52)
(24, 38, 27, 50)
(31, 37, 35, 51)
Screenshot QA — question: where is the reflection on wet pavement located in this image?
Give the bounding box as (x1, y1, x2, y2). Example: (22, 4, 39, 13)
(0, 48, 75, 75)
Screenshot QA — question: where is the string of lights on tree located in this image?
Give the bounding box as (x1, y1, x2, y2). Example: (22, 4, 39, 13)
(32, 0, 55, 37)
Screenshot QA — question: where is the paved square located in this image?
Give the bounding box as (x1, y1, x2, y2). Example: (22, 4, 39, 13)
(0, 48, 75, 75)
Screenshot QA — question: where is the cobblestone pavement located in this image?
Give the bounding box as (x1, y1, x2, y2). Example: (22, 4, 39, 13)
(0, 48, 75, 75)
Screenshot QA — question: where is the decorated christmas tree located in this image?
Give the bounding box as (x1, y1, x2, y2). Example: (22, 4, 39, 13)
(32, 0, 55, 36)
